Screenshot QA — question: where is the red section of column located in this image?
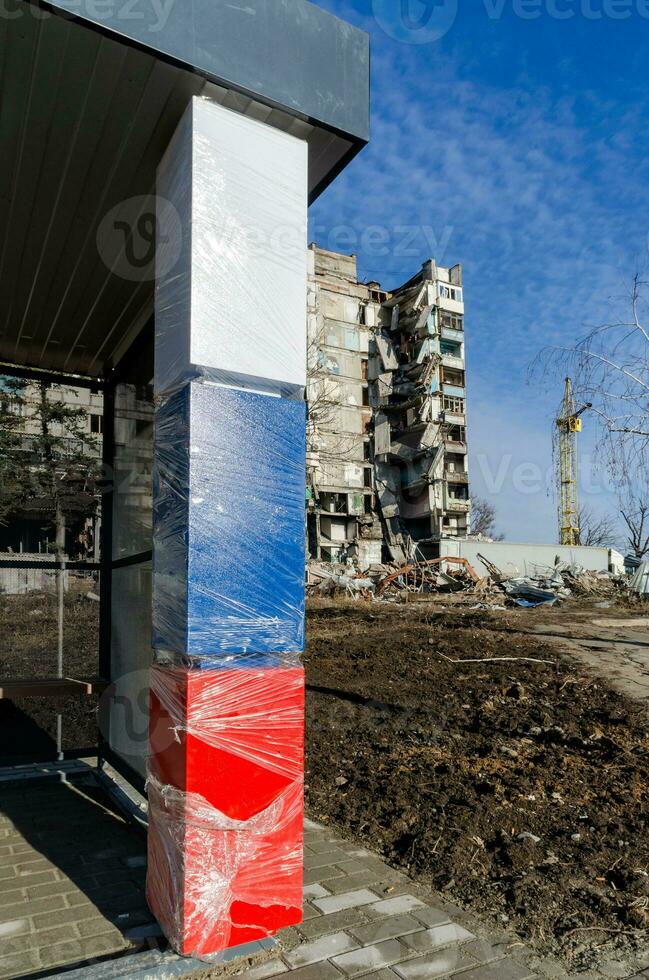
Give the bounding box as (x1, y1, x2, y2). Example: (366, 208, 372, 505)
(147, 666, 304, 957)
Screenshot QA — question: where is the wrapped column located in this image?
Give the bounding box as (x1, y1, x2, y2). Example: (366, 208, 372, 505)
(148, 97, 307, 959)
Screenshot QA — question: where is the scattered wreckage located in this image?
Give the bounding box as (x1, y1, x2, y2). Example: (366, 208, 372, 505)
(307, 551, 632, 608)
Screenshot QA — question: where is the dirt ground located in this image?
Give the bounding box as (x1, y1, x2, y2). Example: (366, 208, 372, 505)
(0, 589, 99, 761)
(305, 598, 649, 973)
(3, 584, 649, 972)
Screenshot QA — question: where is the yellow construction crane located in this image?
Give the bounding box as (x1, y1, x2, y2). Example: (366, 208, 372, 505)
(556, 378, 592, 546)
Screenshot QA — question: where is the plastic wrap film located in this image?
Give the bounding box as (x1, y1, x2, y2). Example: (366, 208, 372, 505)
(152, 380, 306, 662)
(149, 95, 308, 960)
(147, 666, 304, 958)
(147, 774, 303, 957)
(149, 667, 304, 787)
(155, 97, 308, 400)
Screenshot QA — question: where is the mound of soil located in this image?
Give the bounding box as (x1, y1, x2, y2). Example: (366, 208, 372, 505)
(305, 601, 649, 967)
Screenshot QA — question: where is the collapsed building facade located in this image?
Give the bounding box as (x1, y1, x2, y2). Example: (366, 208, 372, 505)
(307, 245, 470, 566)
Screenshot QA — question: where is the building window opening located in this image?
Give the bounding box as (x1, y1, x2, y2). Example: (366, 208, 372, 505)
(440, 313, 463, 331)
(448, 484, 469, 501)
(320, 492, 348, 515)
(442, 368, 465, 388)
(446, 454, 465, 473)
(440, 340, 461, 358)
(446, 425, 466, 444)
(442, 396, 465, 414)
(438, 284, 463, 303)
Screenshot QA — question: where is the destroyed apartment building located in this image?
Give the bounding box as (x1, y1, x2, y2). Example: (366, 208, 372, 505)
(306, 245, 470, 566)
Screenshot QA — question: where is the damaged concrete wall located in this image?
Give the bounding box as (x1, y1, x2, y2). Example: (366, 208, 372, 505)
(370, 260, 470, 559)
(306, 245, 384, 564)
(306, 245, 470, 568)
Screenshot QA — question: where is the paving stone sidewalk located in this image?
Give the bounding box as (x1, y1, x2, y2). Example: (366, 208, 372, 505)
(227, 817, 541, 980)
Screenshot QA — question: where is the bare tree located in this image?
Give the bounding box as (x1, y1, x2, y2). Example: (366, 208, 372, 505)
(306, 328, 364, 465)
(0, 377, 27, 526)
(534, 274, 649, 554)
(535, 273, 649, 479)
(578, 505, 618, 548)
(470, 497, 505, 540)
(620, 494, 649, 559)
(0, 378, 100, 552)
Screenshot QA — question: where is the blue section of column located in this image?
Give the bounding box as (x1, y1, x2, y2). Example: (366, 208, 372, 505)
(153, 381, 306, 662)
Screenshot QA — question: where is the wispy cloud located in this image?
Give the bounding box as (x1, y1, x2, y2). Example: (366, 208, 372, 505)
(311, 0, 649, 545)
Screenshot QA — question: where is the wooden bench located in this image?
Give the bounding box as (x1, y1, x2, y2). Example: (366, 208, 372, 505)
(0, 678, 109, 698)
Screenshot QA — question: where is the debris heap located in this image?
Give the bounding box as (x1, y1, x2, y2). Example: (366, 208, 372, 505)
(308, 553, 630, 608)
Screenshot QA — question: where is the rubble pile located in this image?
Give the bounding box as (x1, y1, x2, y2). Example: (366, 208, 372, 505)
(561, 566, 620, 597)
(307, 553, 632, 608)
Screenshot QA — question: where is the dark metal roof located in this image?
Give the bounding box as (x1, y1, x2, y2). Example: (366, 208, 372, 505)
(38, 0, 371, 145)
(0, 1, 370, 378)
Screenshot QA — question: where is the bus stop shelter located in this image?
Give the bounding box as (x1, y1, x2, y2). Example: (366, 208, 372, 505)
(0, 0, 369, 966)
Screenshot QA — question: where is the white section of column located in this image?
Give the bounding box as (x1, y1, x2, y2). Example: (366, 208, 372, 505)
(155, 97, 308, 396)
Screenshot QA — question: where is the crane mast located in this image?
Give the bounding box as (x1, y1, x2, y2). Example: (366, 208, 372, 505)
(556, 378, 591, 547)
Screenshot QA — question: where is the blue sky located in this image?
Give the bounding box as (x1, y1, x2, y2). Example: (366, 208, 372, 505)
(310, 0, 649, 547)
